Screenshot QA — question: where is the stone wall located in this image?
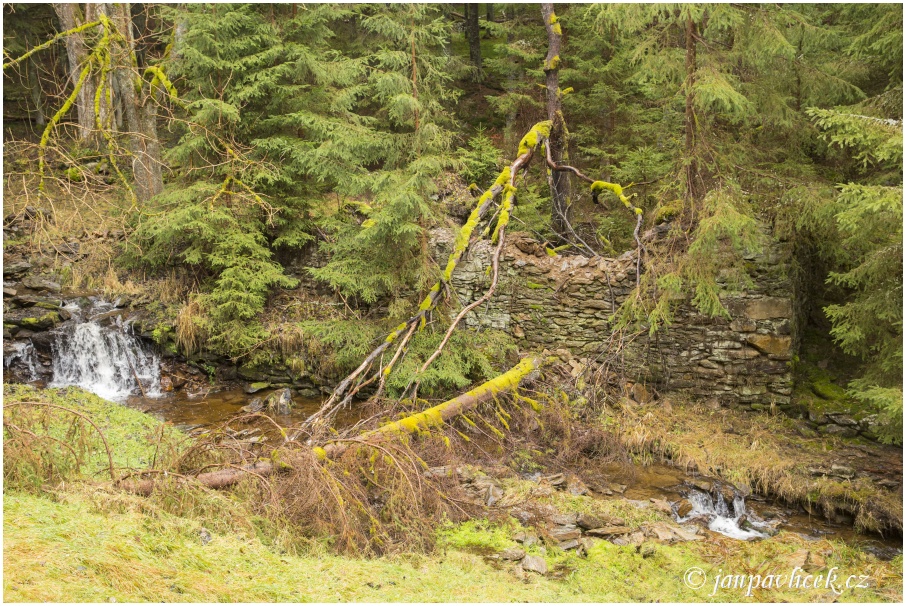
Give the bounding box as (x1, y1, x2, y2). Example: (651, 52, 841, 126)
(432, 227, 796, 409)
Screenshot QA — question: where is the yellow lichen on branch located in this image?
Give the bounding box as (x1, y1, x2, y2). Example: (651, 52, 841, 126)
(320, 355, 544, 459)
(591, 180, 643, 215)
(38, 58, 94, 191)
(492, 184, 517, 243)
(2, 20, 103, 71)
(517, 120, 553, 156)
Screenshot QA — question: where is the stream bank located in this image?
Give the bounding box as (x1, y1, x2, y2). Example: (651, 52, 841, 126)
(3, 383, 903, 602)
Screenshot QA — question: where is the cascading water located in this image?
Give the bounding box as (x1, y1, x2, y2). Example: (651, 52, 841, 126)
(49, 299, 161, 401)
(676, 487, 769, 540)
(4, 340, 40, 382)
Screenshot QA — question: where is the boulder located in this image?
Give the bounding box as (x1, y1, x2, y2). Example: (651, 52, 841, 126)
(650, 498, 673, 514)
(549, 528, 581, 542)
(21, 275, 61, 293)
(244, 381, 270, 394)
(240, 398, 265, 414)
(499, 547, 525, 561)
(264, 388, 294, 415)
(548, 512, 577, 526)
(5, 307, 63, 331)
(3, 259, 31, 278)
(576, 513, 605, 530)
(585, 526, 631, 537)
(676, 499, 694, 518)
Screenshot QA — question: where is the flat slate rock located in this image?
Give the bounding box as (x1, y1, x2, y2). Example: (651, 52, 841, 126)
(520, 555, 548, 575)
(585, 525, 631, 537)
(499, 547, 526, 561)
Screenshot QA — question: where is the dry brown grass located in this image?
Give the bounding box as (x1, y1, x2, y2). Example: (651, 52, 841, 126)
(610, 396, 903, 535)
(175, 298, 207, 357)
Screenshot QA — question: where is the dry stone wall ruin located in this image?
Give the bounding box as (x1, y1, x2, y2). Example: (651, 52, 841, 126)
(431, 227, 797, 411)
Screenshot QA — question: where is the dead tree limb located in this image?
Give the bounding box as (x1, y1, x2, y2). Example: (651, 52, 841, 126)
(117, 460, 276, 496)
(544, 150, 647, 285)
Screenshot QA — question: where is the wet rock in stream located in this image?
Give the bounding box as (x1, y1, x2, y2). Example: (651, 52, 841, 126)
(264, 388, 294, 415)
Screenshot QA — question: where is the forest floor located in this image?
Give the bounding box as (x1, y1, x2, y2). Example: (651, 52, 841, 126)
(3, 385, 902, 603)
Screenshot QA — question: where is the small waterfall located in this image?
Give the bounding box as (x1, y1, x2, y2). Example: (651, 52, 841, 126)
(678, 487, 767, 541)
(4, 341, 40, 382)
(49, 299, 161, 401)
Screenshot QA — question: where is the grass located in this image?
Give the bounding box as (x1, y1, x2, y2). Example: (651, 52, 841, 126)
(3, 384, 187, 488)
(2, 385, 903, 602)
(5, 490, 901, 602)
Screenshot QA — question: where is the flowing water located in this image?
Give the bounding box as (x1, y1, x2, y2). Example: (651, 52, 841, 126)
(676, 488, 769, 540)
(48, 299, 161, 401)
(4, 297, 900, 555)
(4, 340, 40, 382)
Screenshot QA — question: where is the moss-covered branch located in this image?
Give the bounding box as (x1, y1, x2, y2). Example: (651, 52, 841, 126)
(318, 354, 545, 459)
(544, 148, 647, 284)
(2, 20, 102, 71)
(302, 121, 552, 432)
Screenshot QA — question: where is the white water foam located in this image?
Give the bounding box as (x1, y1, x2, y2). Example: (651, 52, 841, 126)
(50, 306, 161, 401)
(678, 489, 767, 541)
(4, 341, 41, 382)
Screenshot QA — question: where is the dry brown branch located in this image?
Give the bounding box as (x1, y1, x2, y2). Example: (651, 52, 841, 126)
(3, 401, 116, 481)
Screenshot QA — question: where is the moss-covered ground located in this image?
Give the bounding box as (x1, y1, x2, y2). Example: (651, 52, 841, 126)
(3, 385, 903, 602)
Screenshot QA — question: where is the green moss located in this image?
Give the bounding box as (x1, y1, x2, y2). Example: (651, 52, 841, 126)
(437, 518, 519, 554)
(525, 281, 548, 290)
(811, 377, 849, 401)
(654, 200, 683, 223)
(64, 166, 84, 182)
(517, 121, 554, 156)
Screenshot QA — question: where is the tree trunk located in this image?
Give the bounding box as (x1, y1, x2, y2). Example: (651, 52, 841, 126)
(27, 53, 46, 127)
(464, 4, 482, 80)
(541, 3, 569, 239)
(320, 355, 544, 459)
(52, 3, 94, 140)
(110, 3, 163, 202)
(684, 16, 699, 201)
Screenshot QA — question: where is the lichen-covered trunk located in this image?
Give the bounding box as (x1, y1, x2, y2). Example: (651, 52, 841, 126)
(122, 356, 545, 495)
(541, 3, 570, 240)
(52, 3, 95, 140)
(110, 3, 163, 202)
(319, 355, 544, 459)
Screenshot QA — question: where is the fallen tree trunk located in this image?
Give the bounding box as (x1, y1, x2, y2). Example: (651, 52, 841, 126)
(303, 121, 553, 431)
(318, 354, 545, 460)
(118, 460, 276, 497)
(120, 355, 545, 495)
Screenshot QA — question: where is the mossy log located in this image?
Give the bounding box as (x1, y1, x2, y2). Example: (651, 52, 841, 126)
(121, 356, 544, 495)
(319, 354, 544, 459)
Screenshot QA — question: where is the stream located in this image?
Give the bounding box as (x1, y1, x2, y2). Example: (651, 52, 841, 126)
(4, 297, 901, 559)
